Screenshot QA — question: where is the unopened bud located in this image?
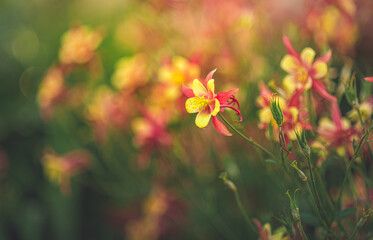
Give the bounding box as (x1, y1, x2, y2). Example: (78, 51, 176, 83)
(345, 75, 358, 106)
(357, 208, 372, 228)
(295, 130, 310, 158)
(269, 94, 284, 127)
(286, 189, 301, 221)
(290, 161, 307, 182)
(219, 172, 237, 192)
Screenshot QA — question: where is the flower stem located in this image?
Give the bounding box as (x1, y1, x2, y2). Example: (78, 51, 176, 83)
(305, 154, 330, 227)
(336, 125, 373, 209)
(297, 221, 309, 240)
(234, 190, 257, 234)
(355, 106, 373, 158)
(218, 113, 276, 159)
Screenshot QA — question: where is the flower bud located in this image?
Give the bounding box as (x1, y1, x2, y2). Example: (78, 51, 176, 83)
(286, 189, 301, 222)
(345, 75, 357, 106)
(269, 94, 284, 127)
(295, 130, 310, 158)
(357, 208, 372, 229)
(219, 172, 237, 192)
(290, 161, 307, 182)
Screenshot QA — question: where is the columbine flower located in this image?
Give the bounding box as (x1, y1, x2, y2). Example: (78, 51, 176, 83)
(111, 53, 149, 92)
(42, 148, 91, 194)
(317, 103, 357, 156)
(38, 66, 66, 120)
(132, 107, 172, 168)
(59, 25, 103, 65)
(281, 36, 336, 102)
(183, 69, 241, 136)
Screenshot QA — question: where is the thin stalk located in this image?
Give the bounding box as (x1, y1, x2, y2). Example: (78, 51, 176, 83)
(234, 190, 257, 234)
(336, 125, 372, 209)
(349, 225, 361, 240)
(297, 221, 309, 240)
(305, 154, 330, 227)
(356, 107, 373, 158)
(218, 113, 276, 159)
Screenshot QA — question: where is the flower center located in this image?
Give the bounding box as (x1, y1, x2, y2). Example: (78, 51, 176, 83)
(193, 96, 210, 111)
(297, 67, 308, 83)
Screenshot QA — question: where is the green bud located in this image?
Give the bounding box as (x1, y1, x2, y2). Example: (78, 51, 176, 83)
(290, 161, 307, 182)
(286, 189, 300, 221)
(345, 74, 358, 106)
(269, 94, 284, 127)
(295, 130, 310, 158)
(219, 172, 237, 192)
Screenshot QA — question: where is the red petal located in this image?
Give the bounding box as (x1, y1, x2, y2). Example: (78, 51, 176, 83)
(331, 102, 343, 130)
(182, 84, 194, 98)
(316, 49, 332, 63)
(216, 89, 238, 104)
(204, 68, 217, 86)
(311, 79, 337, 102)
(365, 77, 373, 83)
(212, 116, 232, 136)
(283, 36, 300, 60)
(288, 87, 304, 107)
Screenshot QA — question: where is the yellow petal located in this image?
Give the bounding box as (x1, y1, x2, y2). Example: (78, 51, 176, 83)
(207, 79, 215, 93)
(312, 61, 327, 79)
(211, 99, 220, 116)
(280, 55, 299, 73)
(192, 79, 208, 97)
(195, 109, 211, 128)
(283, 75, 297, 94)
(300, 48, 315, 67)
(185, 97, 204, 113)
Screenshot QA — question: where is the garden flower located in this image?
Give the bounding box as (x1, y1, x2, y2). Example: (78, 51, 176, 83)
(158, 56, 200, 87)
(347, 97, 373, 123)
(253, 219, 290, 240)
(281, 36, 336, 102)
(42, 148, 91, 194)
(183, 69, 241, 136)
(86, 87, 130, 143)
(365, 77, 373, 83)
(317, 103, 357, 156)
(59, 25, 103, 65)
(111, 53, 149, 92)
(132, 107, 173, 168)
(38, 66, 66, 120)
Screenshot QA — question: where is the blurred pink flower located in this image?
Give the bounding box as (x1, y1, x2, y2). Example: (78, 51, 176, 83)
(38, 66, 67, 120)
(42, 148, 91, 194)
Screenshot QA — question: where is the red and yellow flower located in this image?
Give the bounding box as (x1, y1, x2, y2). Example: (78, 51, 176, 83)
(183, 69, 241, 136)
(281, 36, 336, 102)
(42, 148, 91, 194)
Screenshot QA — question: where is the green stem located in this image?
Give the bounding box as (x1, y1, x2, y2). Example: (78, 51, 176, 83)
(218, 113, 276, 159)
(336, 125, 373, 209)
(356, 107, 373, 158)
(305, 154, 330, 227)
(234, 190, 257, 234)
(297, 221, 309, 240)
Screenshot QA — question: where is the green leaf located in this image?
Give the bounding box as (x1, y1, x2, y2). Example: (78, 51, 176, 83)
(265, 159, 278, 164)
(301, 212, 321, 226)
(334, 208, 356, 221)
